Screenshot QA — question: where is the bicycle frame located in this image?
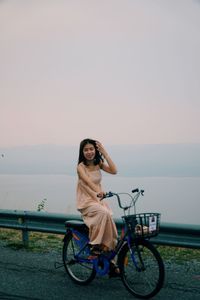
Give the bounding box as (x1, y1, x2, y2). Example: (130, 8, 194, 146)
(66, 213, 147, 276)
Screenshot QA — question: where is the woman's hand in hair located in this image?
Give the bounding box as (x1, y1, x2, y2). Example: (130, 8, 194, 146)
(95, 141, 108, 158)
(96, 141, 117, 175)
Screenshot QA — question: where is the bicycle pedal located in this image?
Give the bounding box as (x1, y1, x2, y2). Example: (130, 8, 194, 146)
(54, 261, 64, 269)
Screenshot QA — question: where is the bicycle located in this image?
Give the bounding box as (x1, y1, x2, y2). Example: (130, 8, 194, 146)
(62, 188, 165, 299)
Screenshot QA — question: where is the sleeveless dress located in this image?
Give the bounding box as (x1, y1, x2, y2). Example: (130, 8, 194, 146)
(76, 163, 118, 250)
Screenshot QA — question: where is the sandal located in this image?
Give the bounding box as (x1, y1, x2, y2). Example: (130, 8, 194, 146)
(89, 245, 102, 256)
(109, 262, 120, 278)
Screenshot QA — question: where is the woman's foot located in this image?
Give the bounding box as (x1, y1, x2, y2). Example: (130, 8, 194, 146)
(89, 244, 102, 255)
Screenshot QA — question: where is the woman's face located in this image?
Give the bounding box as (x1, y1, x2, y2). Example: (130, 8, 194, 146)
(83, 143, 96, 162)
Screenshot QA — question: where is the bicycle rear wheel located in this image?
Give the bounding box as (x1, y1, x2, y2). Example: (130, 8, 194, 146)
(118, 239, 165, 299)
(63, 232, 96, 285)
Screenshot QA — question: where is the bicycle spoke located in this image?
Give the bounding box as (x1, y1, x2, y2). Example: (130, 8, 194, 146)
(63, 233, 96, 285)
(119, 240, 165, 299)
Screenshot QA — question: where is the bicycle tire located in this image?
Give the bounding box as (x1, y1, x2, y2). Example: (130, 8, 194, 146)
(62, 232, 96, 285)
(118, 239, 165, 299)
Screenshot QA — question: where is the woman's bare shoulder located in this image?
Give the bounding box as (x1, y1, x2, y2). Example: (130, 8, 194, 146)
(77, 162, 86, 173)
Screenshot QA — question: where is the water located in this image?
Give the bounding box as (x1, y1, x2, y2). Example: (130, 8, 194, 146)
(0, 174, 199, 225)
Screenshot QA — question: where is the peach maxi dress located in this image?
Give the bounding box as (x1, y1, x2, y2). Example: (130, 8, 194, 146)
(77, 163, 118, 250)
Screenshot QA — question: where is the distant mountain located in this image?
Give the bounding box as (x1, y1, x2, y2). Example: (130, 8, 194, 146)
(0, 144, 200, 177)
(0, 144, 78, 175)
(110, 144, 200, 177)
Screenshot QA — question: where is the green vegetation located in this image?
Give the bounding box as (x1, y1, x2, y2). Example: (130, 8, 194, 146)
(37, 198, 47, 212)
(157, 245, 200, 263)
(0, 228, 63, 253)
(0, 228, 199, 263)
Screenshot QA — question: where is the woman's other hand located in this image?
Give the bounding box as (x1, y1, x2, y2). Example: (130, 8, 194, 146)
(97, 191, 106, 200)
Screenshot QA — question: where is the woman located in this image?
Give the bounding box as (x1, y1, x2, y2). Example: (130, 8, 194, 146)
(76, 138, 119, 276)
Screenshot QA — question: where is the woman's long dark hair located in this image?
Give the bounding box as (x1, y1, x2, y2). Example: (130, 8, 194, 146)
(78, 138, 103, 165)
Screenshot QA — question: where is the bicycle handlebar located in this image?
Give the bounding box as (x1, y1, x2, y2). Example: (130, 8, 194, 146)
(132, 188, 139, 193)
(103, 188, 144, 210)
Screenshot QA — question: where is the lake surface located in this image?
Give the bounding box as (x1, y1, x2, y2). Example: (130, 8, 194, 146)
(0, 174, 199, 225)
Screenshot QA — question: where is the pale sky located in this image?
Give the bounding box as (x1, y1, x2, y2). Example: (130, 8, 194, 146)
(0, 0, 200, 147)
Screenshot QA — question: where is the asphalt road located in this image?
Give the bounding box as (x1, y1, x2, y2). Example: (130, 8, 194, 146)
(0, 243, 200, 300)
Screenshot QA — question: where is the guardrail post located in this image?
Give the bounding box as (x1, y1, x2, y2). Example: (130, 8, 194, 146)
(22, 229, 29, 247)
(18, 213, 29, 246)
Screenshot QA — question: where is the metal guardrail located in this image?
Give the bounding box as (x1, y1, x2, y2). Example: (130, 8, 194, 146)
(0, 209, 199, 249)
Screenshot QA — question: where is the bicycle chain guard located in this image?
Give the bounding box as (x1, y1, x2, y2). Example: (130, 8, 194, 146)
(93, 255, 110, 276)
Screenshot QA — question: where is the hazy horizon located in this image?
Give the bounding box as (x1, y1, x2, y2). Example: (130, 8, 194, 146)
(1, 143, 200, 177)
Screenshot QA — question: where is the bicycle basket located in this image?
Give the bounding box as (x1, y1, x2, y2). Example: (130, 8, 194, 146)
(122, 213, 161, 238)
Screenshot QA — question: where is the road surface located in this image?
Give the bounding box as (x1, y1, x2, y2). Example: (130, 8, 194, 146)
(0, 243, 199, 300)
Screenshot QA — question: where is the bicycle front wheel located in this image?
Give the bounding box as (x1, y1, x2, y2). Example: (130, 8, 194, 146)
(118, 239, 165, 299)
(63, 233, 96, 285)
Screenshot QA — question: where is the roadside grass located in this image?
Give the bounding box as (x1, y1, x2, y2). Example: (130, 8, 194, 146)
(0, 228, 63, 253)
(0, 228, 199, 263)
(157, 245, 200, 264)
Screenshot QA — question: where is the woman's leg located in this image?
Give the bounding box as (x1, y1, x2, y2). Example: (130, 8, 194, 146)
(81, 204, 118, 250)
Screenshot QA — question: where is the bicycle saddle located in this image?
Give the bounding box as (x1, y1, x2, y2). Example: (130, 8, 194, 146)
(65, 220, 88, 231)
